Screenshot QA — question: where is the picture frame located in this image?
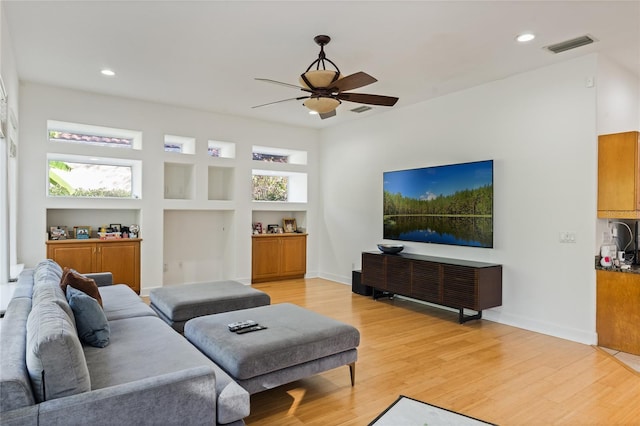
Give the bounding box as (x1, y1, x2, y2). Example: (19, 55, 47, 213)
(109, 223, 122, 233)
(283, 218, 297, 233)
(74, 226, 92, 239)
(253, 222, 263, 234)
(50, 226, 68, 240)
(267, 224, 279, 234)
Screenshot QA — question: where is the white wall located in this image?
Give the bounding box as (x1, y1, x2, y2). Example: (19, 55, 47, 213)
(319, 55, 602, 344)
(0, 3, 20, 282)
(18, 83, 320, 293)
(597, 54, 640, 134)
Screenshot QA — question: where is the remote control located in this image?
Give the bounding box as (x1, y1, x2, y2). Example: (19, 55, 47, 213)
(235, 325, 268, 334)
(228, 320, 257, 332)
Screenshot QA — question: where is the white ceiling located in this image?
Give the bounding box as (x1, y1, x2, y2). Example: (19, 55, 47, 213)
(4, 1, 640, 129)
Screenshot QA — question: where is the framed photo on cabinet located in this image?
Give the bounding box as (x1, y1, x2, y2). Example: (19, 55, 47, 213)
(283, 218, 297, 233)
(50, 226, 68, 240)
(74, 226, 92, 239)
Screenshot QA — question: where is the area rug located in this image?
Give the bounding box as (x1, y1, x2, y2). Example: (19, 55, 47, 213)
(369, 395, 496, 426)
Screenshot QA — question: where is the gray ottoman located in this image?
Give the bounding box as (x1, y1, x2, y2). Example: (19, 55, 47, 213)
(149, 281, 271, 332)
(184, 303, 360, 394)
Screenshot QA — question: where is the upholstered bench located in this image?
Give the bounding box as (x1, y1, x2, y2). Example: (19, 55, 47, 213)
(184, 303, 360, 394)
(149, 281, 271, 332)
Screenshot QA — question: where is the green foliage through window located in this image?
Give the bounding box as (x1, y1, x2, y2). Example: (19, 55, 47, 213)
(48, 160, 133, 198)
(252, 175, 288, 201)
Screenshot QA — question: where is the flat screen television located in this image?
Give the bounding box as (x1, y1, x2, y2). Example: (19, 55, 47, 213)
(383, 160, 493, 248)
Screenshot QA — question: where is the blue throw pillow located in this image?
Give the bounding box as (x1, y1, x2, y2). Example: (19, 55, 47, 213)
(66, 286, 110, 348)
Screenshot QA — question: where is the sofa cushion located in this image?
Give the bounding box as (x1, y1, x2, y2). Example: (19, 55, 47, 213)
(26, 301, 91, 402)
(99, 284, 157, 320)
(84, 316, 249, 425)
(31, 279, 76, 328)
(33, 259, 63, 287)
(0, 298, 36, 412)
(60, 268, 103, 308)
(66, 286, 110, 348)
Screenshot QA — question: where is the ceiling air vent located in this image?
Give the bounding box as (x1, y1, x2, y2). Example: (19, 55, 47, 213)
(350, 106, 372, 113)
(545, 35, 595, 54)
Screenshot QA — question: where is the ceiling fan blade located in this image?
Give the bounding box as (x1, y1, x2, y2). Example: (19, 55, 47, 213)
(319, 109, 336, 120)
(332, 72, 377, 92)
(337, 92, 399, 107)
(252, 96, 309, 109)
(255, 78, 305, 90)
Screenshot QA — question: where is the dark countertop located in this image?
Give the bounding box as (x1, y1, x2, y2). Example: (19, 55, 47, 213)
(595, 256, 640, 274)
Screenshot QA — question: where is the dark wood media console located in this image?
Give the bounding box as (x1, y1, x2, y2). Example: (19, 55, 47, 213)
(361, 252, 502, 323)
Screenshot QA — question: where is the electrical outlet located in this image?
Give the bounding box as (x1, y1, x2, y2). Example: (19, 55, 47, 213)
(559, 232, 577, 243)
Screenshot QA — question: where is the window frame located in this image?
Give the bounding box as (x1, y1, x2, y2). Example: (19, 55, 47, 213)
(46, 153, 142, 199)
(48, 120, 142, 150)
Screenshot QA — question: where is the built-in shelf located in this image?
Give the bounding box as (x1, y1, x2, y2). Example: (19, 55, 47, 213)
(164, 162, 195, 200)
(252, 210, 307, 234)
(46, 208, 141, 239)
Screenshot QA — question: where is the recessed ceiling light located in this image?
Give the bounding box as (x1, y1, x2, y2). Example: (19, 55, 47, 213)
(101, 69, 116, 77)
(516, 33, 535, 43)
(308, 110, 319, 115)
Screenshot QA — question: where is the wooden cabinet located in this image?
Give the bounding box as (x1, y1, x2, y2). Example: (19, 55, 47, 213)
(596, 270, 640, 355)
(598, 131, 640, 219)
(46, 239, 141, 293)
(252, 234, 307, 283)
(362, 252, 502, 323)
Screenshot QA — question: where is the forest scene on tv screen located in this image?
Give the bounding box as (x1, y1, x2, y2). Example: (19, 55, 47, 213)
(383, 160, 493, 248)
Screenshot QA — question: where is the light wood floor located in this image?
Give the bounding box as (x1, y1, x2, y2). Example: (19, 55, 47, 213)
(245, 278, 640, 425)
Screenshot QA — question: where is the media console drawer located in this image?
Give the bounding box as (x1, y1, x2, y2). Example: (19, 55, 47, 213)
(361, 251, 502, 323)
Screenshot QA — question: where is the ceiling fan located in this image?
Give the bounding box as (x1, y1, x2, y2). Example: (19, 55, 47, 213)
(253, 35, 399, 119)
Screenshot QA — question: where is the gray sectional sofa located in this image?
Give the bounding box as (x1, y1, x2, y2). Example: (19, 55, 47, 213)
(0, 260, 250, 426)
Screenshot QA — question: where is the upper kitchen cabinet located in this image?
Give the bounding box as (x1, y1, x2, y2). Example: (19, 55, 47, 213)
(598, 131, 640, 219)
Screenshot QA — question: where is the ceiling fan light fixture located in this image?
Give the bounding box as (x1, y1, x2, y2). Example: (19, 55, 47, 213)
(303, 97, 340, 114)
(299, 70, 341, 90)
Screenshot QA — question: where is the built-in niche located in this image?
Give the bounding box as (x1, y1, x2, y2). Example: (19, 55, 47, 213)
(251, 210, 307, 234)
(164, 163, 195, 200)
(46, 209, 141, 239)
(163, 210, 235, 286)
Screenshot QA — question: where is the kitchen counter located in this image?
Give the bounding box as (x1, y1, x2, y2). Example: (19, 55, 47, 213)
(595, 256, 640, 274)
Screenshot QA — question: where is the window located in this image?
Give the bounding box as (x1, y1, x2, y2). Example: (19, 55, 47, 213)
(252, 146, 307, 165)
(48, 154, 141, 199)
(48, 120, 142, 150)
(208, 140, 235, 158)
(164, 135, 195, 154)
(252, 152, 289, 163)
(252, 175, 288, 201)
(252, 169, 307, 203)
